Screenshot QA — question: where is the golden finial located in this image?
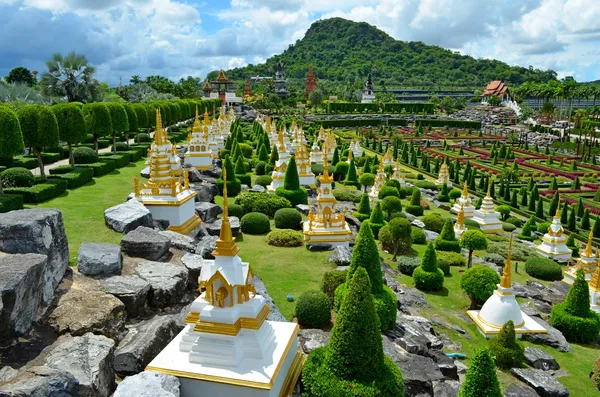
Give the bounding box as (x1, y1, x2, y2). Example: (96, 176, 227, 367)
(584, 229, 594, 257)
(134, 177, 140, 196)
(589, 265, 600, 292)
(187, 131, 192, 142)
(555, 202, 561, 218)
(377, 160, 384, 173)
(183, 169, 189, 190)
(462, 181, 469, 196)
(154, 109, 163, 145)
(500, 233, 514, 289)
(348, 150, 353, 161)
(212, 165, 240, 257)
(486, 178, 492, 198)
(278, 129, 285, 152)
(457, 204, 465, 227)
(202, 108, 210, 126)
(192, 106, 201, 132)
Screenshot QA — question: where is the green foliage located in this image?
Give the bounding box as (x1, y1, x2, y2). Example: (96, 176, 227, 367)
(406, 189, 424, 216)
(254, 161, 266, 175)
(488, 320, 525, 370)
(354, 193, 371, 221)
(254, 175, 272, 187)
(73, 147, 98, 164)
(0, 106, 24, 160)
(461, 229, 488, 268)
(135, 133, 152, 143)
(396, 255, 421, 276)
(5, 179, 67, 203)
(537, 222, 551, 234)
(228, 204, 245, 219)
(379, 217, 412, 256)
(345, 158, 359, 187)
(411, 226, 426, 244)
(240, 212, 271, 234)
(0, 194, 24, 213)
(321, 270, 347, 304)
(434, 219, 461, 253)
(52, 103, 86, 146)
(359, 172, 375, 189)
(368, 202, 386, 238)
(437, 183, 450, 202)
(17, 105, 59, 149)
(133, 104, 149, 129)
(82, 102, 112, 139)
(413, 242, 444, 291)
(235, 192, 291, 217)
(275, 186, 308, 206)
(347, 223, 383, 294)
(524, 257, 563, 281)
(437, 251, 467, 267)
(381, 196, 402, 219)
(217, 156, 242, 196)
(460, 265, 500, 306)
(295, 291, 331, 328)
(48, 167, 94, 189)
(377, 186, 399, 200)
(458, 348, 502, 397)
(0, 167, 34, 188)
(582, 208, 591, 230)
(502, 222, 517, 232)
(495, 205, 511, 220)
(274, 208, 302, 229)
(265, 229, 304, 247)
(333, 187, 362, 203)
(105, 103, 129, 133)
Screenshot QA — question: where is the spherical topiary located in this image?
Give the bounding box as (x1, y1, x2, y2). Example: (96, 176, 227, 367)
(378, 185, 399, 200)
(274, 208, 303, 229)
(413, 242, 444, 291)
(240, 212, 271, 234)
(502, 222, 517, 232)
(422, 213, 445, 233)
(228, 203, 245, 219)
(488, 320, 525, 370)
(254, 175, 272, 187)
(0, 167, 34, 188)
(525, 257, 563, 281)
(73, 146, 98, 164)
(437, 251, 467, 267)
(505, 217, 522, 227)
(411, 226, 426, 244)
(254, 161, 267, 175)
(461, 265, 501, 308)
(295, 291, 331, 328)
(266, 229, 304, 247)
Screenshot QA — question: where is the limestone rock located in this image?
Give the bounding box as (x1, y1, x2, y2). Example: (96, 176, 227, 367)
(0, 209, 69, 304)
(524, 347, 560, 371)
(396, 286, 430, 314)
(104, 199, 152, 234)
(386, 314, 443, 356)
(424, 230, 440, 242)
(250, 185, 266, 193)
(180, 253, 203, 289)
(0, 366, 78, 397)
(192, 182, 218, 203)
(510, 368, 569, 397)
(114, 371, 180, 397)
(44, 333, 116, 397)
(49, 289, 126, 338)
(433, 380, 461, 397)
(114, 316, 180, 376)
(204, 217, 240, 237)
(77, 243, 122, 277)
(412, 219, 426, 228)
(159, 231, 196, 253)
(195, 235, 219, 259)
(298, 329, 330, 354)
(101, 275, 150, 318)
(522, 317, 572, 353)
(328, 245, 352, 266)
(307, 243, 333, 251)
(121, 226, 170, 261)
(0, 253, 46, 338)
(136, 261, 188, 308)
(250, 275, 286, 322)
(194, 202, 222, 223)
(428, 350, 458, 380)
(504, 383, 540, 397)
(0, 366, 18, 383)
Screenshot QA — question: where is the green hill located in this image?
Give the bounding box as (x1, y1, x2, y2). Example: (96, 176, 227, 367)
(223, 18, 557, 89)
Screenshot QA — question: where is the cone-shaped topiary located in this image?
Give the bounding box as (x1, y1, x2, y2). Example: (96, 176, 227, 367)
(458, 348, 502, 397)
(234, 155, 246, 175)
(567, 207, 576, 231)
(303, 267, 404, 396)
(434, 218, 461, 252)
(413, 242, 444, 291)
(257, 144, 268, 162)
(536, 197, 545, 219)
(582, 208, 591, 230)
(331, 147, 340, 165)
(345, 158, 359, 188)
(511, 190, 519, 208)
(572, 176, 581, 190)
(437, 183, 450, 202)
(367, 201, 386, 239)
(283, 156, 300, 190)
(275, 156, 307, 206)
(488, 320, 525, 369)
(217, 156, 241, 196)
(406, 189, 424, 216)
(362, 157, 372, 174)
(269, 144, 279, 165)
(354, 193, 371, 222)
(549, 192, 559, 216)
(577, 197, 585, 217)
(561, 202, 568, 224)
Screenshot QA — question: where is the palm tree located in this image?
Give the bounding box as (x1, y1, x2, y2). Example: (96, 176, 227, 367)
(499, 167, 521, 184)
(130, 75, 142, 84)
(40, 52, 99, 103)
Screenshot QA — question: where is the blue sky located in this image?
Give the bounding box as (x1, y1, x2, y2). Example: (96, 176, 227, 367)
(1, 0, 599, 85)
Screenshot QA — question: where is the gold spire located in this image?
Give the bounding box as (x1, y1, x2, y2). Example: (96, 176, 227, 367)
(216, 69, 228, 82)
(457, 204, 465, 227)
(377, 160, 384, 173)
(192, 106, 201, 132)
(555, 202, 561, 219)
(500, 234, 514, 289)
(278, 129, 285, 152)
(348, 150, 353, 161)
(486, 178, 492, 198)
(154, 109, 164, 145)
(320, 153, 333, 184)
(211, 167, 240, 257)
(462, 181, 469, 196)
(584, 229, 594, 257)
(202, 109, 210, 126)
(590, 265, 600, 292)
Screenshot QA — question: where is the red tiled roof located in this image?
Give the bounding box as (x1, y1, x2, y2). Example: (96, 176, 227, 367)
(482, 80, 509, 97)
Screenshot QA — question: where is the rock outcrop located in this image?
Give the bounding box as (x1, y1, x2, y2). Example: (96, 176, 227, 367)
(77, 243, 122, 277)
(121, 226, 171, 261)
(104, 199, 152, 233)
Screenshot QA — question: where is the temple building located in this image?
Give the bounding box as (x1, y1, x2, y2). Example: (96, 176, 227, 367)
(274, 61, 288, 98)
(361, 73, 376, 104)
(134, 110, 201, 236)
(481, 80, 512, 104)
(589, 264, 600, 313)
(244, 80, 252, 97)
(468, 235, 547, 338)
(147, 169, 303, 397)
(368, 162, 387, 201)
(202, 80, 212, 98)
(452, 182, 475, 219)
(309, 141, 324, 164)
(185, 108, 213, 170)
(305, 66, 317, 99)
(210, 70, 233, 104)
(303, 161, 352, 247)
(382, 148, 394, 167)
(391, 162, 405, 185)
(267, 131, 291, 192)
(295, 140, 315, 187)
(473, 184, 502, 233)
(317, 126, 326, 142)
(436, 160, 451, 187)
(564, 230, 597, 284)
(454, 205, 467, 238)
(536, 205, 571, 263)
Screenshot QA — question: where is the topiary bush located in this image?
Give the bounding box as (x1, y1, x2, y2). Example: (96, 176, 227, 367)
(525, 257, 563, 281)
(333, 187, 362, 203)
(411, 226, 426, 244)
(240, 212, 271, 234)
(295, 291, 331, 328)
(378, 186, 399, 200)
(406, 189, 424, 216)
(505, 217, 522, 228)
(135, 133, 152, 143)
(488, 320, 525, 370)
(274, 208, 302, 229)
(484, 253, 505, 266)
(458, 348, 502, 397)
(397, 255, 421, 276)
(228, 203, 244, 219)
(502, 222, 517, 232)
(422, 213, 445, 233)
(235, 192, 291, 217)
(266, 229, 304, 247)
(437, 251, 467, 267)
(254, 161, 267, 175)
(537, 222, 551, 234)
(354, 193, 371, 222)
(434, 219, 461, 253)
(464, 219, 481, 230)
(437, 257, 451, 276)
(320, 270, 347, 304)
(0, 167, 34, 188)
(366, 202, 386, 239)
(460, 265, 501, 308)
(487, 240, 537, 262)
(254, 175, 272, 187)
(73, 147, 98, 164)
(413, 242, 444, 291)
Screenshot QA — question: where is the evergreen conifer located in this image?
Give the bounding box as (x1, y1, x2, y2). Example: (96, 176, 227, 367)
(332, 147, 340, 165)
(550, 177, 558, 190)
(519, 190, 527, 207)
(593, 216, 600, 238)
(269, 145, 279, 165)
(528, 193, 536, 212)
(458, 348, 502, 397)
(487, 320, 524, 370)
(561, 202, 569, 224)
(582, 208, 591, 230)
(345, 158, 359, 187)
(257, 144, 268, 162)
(577, 198, 585, 217)
(536, 197, 545, 219)
(413, 242, 444, 291)
(568, 207, 577, 231)
(549, 192, 559, 216)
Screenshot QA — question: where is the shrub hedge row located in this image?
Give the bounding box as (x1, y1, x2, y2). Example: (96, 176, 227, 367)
(5, 179, 68, 203)
(49, 168, 94, 189)
(0, 194, 24, 213)
(416, 119, 482, 129)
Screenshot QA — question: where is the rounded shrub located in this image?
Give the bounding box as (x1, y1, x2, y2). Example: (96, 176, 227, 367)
(333, 187, 362, 203)
(73, 147, 98, 164)
(502, 222, 517, 232)
(255, 161, 267, 175)
(378, 186, 399, 200)
(240, 212, 270, 234)
(505, 217, 522, 228)
(460, 265, 501, 308)
(422, 213, 445, 233)
(295, 291, 331, 328)
(274, 208, 302, 229)
(235, 192, 291, 217)
(275, 186, 308, 206)
(396, 256, 421, 276)
(464, 219, 481, 230)
(266, 229, 304, 247)
(525, 257, 563, 281)
(311, 163, 323, 176)
(537, 222, 551, 234)
(484, 253, 505, 266)
(320, 270, 347, 304)
(228, 203, 245, 218)
(411, 226, 426, 244)
(135, 132, 152, 143)
(437, 257, 451, 276)
(413, 243, 444, 291)
(0, 167, 34, 188)
(384, 179, 401, 190)
(254, 175, 272, 187)
(437, 251, 467, 267)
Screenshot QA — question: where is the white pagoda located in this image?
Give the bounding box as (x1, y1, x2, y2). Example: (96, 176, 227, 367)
(295, 140, 316, 187)
(382, 148, 394, 167)
(368, 161, 387, 201)
(473, 184, 502, 233)
(436, 160, 452, 187)
(391, 161, 405, 185)
(350, 140, 362, 158)
(536, 205, 571, 263)
(267, 131, 291, 192)
(185, 108, 213, 170)
(564, 230, 597, 284)
(452, 182, 475, 219)
(309, 141, 324, 164)
(454, 205, 467, 238)
(303, 162, 352, 247)
(147, 169, 304, 397)
(468, 235, 547, 338)
(589, 265, 600, 313)
(134, 110, 201, 236)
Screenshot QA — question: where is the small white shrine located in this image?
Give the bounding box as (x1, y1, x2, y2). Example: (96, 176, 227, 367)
(436, 160, 452, 187)
(147, 169, 304, 397)
(589, 265, 600, 313)
(564, 230, 597, 284)
(391, 161, 405, 185)
(473, 185, 503, 233)
(452, 182, 475, 219)
(536, 205, 572, 263)
(454, 205, 467, 238)
(350, 140, 362, 158)
(309, 141, 324, 164)
(368, 161, 387, 201)
(134, 110, 201, 236)
(295, 140, 316, 187)
(468, 235, 547, 338)
(185, 108, 213, 170)
(267, 132, 291, 193)
(382, 148, 394, 167)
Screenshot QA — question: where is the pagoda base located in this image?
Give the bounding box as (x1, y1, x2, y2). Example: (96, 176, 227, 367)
(310, 154, 323, 164)
(591, 287, 600, 312)
(536, 242, 571, 263)
(303, 222, 352, 248)
(267, 179, 284, 193)
(451, 203, 475, 218)
(467, 310, 548, 338)
(473, 212, 503, 233)
(137, 191, 201, 236)
(361, 94, 375, 103)
(147, 322, 303, 397)
(435, 180, 452, 187)
(563, 267, 595, 284)
(299, 175, 316, 187)
(185, 154, 213, 171)
(454, 225, 466, 239)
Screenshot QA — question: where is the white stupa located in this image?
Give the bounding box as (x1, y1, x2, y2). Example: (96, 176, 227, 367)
(589, 265, 600, 313)
(536, 205, 572, 263)
(454, 205, 467, 239)
(134, 110, 201, 236)
(147, 169, 304, 397)
(350, 139, 362, 158)
(436, 160, 452, 187)
(391, 162, 405, 185)
(267, 131, 291, 193)
(473, 184, 503, 233)
(185, 108, 213, 170)
(452, 182, 475, 219)
(294, 139, 316, 187)
(368, 161, 387, 201)
(564, 230, 597, 284)
(382, 148, 394, 167)
(309, 141, 324, 164)
(468, 235, 548, 338)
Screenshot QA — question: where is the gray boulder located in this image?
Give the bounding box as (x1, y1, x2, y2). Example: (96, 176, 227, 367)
(192, 182, 218, 203)
(295, 204, 309, 214)
(194, 202, 223, 222)
(0, 209, 69, 304)
(204, 217, 240, 237)
(104, 200, 152, 233)
(308, 243, 333, 251)
(114, 371, 180, 397)
(424, 230, 440, 241)
(0, 366, 79, 397)
(298, 329, 330, 355)
(386, 314, 443, 356)
(44, 333, 116, 397)
(0, 366, 18, 383)
(101, 275, 151, 318)
(524, 347, 560, 371)
(396, 286, 430, 314)
(121, 226, 171, 261)
(136, 261, 188, 308)
(250, 185, 265, 193)
(141, 166, 150, 178)
(114, 316, 180, 375)
(522, 317, 572, 352)
(510, 368, 569, 397)
(159, 231, 196, 253)
(181, 253, 203, 289)
(412, 219, 426, 228)
(77, 243, 122, 277)
(250, 275, 286, 322)
(0, 253, 46, 338)
(328, 245, 352, 266)
(195, 236, 219, 259)
(504, 383, 540, 397)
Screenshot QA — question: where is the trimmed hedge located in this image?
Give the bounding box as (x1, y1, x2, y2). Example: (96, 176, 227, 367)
(411, 227, 426, 244)
(0, 194, 24, 213)
(235, 192, 291, 217)
(386, 118, 408, 126)
(73, 147, 98, 165)
(49, 168, 94, 189)
(460, 265, 501, 306)
(295, 291, 331, 328)
(319, 118, 382, 127)
(437, 251, 467, 267)
(0, 167, 34, 188)
(320, 270, 347, 304)
(49, 165, 76, 175)
(13, 156, 38, 169)
(396, 255, 421, 276)
(416, 119, 481, 129)
(254, 175, 272, 187)
(524, 257, 563, 281)
(275, 186, 308, 206)
(5, 179, 67, 203)
(266, 229, 304, 247)
(274, 208, 303, 230)
(240, 212, 271, 234)
(76, 162, 113, 177)
(332, 187, 362, 203)
(100, 153, 130, 168)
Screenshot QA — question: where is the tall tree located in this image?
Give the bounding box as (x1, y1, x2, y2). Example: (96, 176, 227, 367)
(82, 103, 112, 153)
(6, 66, 36, 86)
(40, 52, 99, 102)
(52, 103, 86, 167)
(105, 103, 129, 152)
(17, 105, 59, 180)
(0, 106, 25, 193)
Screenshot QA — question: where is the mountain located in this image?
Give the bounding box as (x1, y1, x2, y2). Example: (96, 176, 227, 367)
(224, 18, 557, 90)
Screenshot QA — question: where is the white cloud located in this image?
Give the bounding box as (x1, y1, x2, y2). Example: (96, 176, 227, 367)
(228, 56, 247, 69)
